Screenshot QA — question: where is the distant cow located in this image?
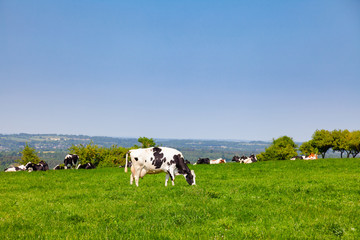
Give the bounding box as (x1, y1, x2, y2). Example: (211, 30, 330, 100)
(53, 164, 65, 170)
(119, 161, 132, 168)
(290, 156, 305, 160)
(64, 154, 79, 169)
(4, 165, 26, 172)
(195, 158, 210, 165)
(76, 162, 96, 169)
(125, 147, 196, 187)
(304, 153, 318, 160)
(243, 154, 257, 164)
(210, 158, 226, 164)
(232, 155, 247, 163)
(25, 161, 49, 172)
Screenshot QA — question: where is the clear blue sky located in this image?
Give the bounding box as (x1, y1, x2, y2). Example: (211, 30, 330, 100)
(1, 0, 359, 142)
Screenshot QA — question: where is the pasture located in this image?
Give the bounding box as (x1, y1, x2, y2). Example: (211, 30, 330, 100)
(1, 159, 359, 239)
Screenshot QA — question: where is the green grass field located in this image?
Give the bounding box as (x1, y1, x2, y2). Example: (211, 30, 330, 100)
(1, 159, 359, 239)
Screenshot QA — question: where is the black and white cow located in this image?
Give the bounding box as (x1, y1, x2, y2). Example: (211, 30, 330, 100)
(76, 162, 96, 169)
(53, 164, 65, 170)
(4, 165, 26, 172)
(195, 158, 210, 165)
(119, 161, 132, 168)
(243, 154, 257, 164)
(25, 161, 49, 172)
(125, 147, 196, 187)
(64, 154, 79, 169)
(232, 155, 247, 163)
(290, 156, 305, 160)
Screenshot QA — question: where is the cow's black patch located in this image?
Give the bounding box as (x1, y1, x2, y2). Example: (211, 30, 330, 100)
(152, 148, 166, 169)
(173, 154, 194, 185)
(173, 154, 190, 175)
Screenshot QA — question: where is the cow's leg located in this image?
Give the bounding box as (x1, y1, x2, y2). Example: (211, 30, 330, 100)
(130, 173, 134, 185)
(165, 173, 170, 186)
(167, 170, 175, 186)
(133, 166, 142, 187)
(130, 166, 136, 185)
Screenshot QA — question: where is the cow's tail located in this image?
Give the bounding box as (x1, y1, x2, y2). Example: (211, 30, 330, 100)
(125, 152, 129, 173)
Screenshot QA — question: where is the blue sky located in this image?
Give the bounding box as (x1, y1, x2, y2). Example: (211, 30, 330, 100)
(1, 0, 359, 141)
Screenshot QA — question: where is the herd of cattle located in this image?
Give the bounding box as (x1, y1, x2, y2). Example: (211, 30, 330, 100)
(4, 147, 318, 186)
(4, 154, 95, 172)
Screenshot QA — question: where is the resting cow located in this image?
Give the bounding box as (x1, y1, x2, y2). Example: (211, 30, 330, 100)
(64, 154, 79, 169)
(53, 164, 65, 170)
(210, 158, 226, 164)
(25, 161, 49, 172)
(4, 165, 26, 172)
(232, 155, 247, 163)
(76, 162, 96, 169)
(125, 147, 196, 187)
(195, 158, 210, 165)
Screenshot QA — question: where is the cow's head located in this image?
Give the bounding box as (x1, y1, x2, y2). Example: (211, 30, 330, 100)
(185, 170, 196, 185)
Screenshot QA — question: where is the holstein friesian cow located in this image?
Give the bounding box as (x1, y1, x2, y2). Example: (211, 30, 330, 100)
(232, 155, 247, 163)
(64, 154, 79, 169)
(119, 161, 132, 168)
(53, 164, 65, 170)
(125, 147, 196, 187)
(210, 158, 226, 164)
(194, 158, 210, 165)
(242, 154, 257, 164)
(4, 165, 26, 172)
(76, 162, 96, 169)
(290, 156, 305, 160)
(25, 161, 49, 172)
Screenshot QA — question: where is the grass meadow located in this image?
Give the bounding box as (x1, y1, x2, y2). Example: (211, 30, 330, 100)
(1, 158, 359, 239)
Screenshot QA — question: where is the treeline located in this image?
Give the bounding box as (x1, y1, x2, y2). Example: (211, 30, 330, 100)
(258, 129, 360, 161)
(14, 137, 157, 168)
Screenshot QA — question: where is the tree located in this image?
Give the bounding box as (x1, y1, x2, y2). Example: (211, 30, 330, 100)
(257, 136, 298, 161)
(136, 137, 157, 148)
(299, 140, 318, 156)
(348, 130, 360, 158)
(332, 129, 350, 158)
(311, 129, 333, 158)
(18, 143, 41, 165)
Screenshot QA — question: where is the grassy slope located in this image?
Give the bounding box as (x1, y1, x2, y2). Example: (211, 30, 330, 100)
(0, 159, 359, 239)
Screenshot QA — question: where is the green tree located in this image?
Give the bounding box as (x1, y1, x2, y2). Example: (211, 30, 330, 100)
(299, 140, 318, 156)
(136, 137, 157, 148)
(17, 143, 41, 165)
(348, 130, 360, 158)
(257, 136, 298, 161)
(68, 142, 129, 167)
(311, 129, 333, 158)
(332, 129, 350, 158)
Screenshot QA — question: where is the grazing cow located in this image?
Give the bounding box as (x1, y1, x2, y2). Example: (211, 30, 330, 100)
(64, 154, 79, 169)
(195, 158, 210, 165)
(184, 159, 191, 164)
(290, 156, 305, 160)
(125, 147, 196, 187)
(53, 164, 65, 170)
(76, 162, 96, 169)
(210, 158, 226, 164)
(304, 153, 318, 160)
(4, 165, 26, 172)
(25, 161, 49, 172)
